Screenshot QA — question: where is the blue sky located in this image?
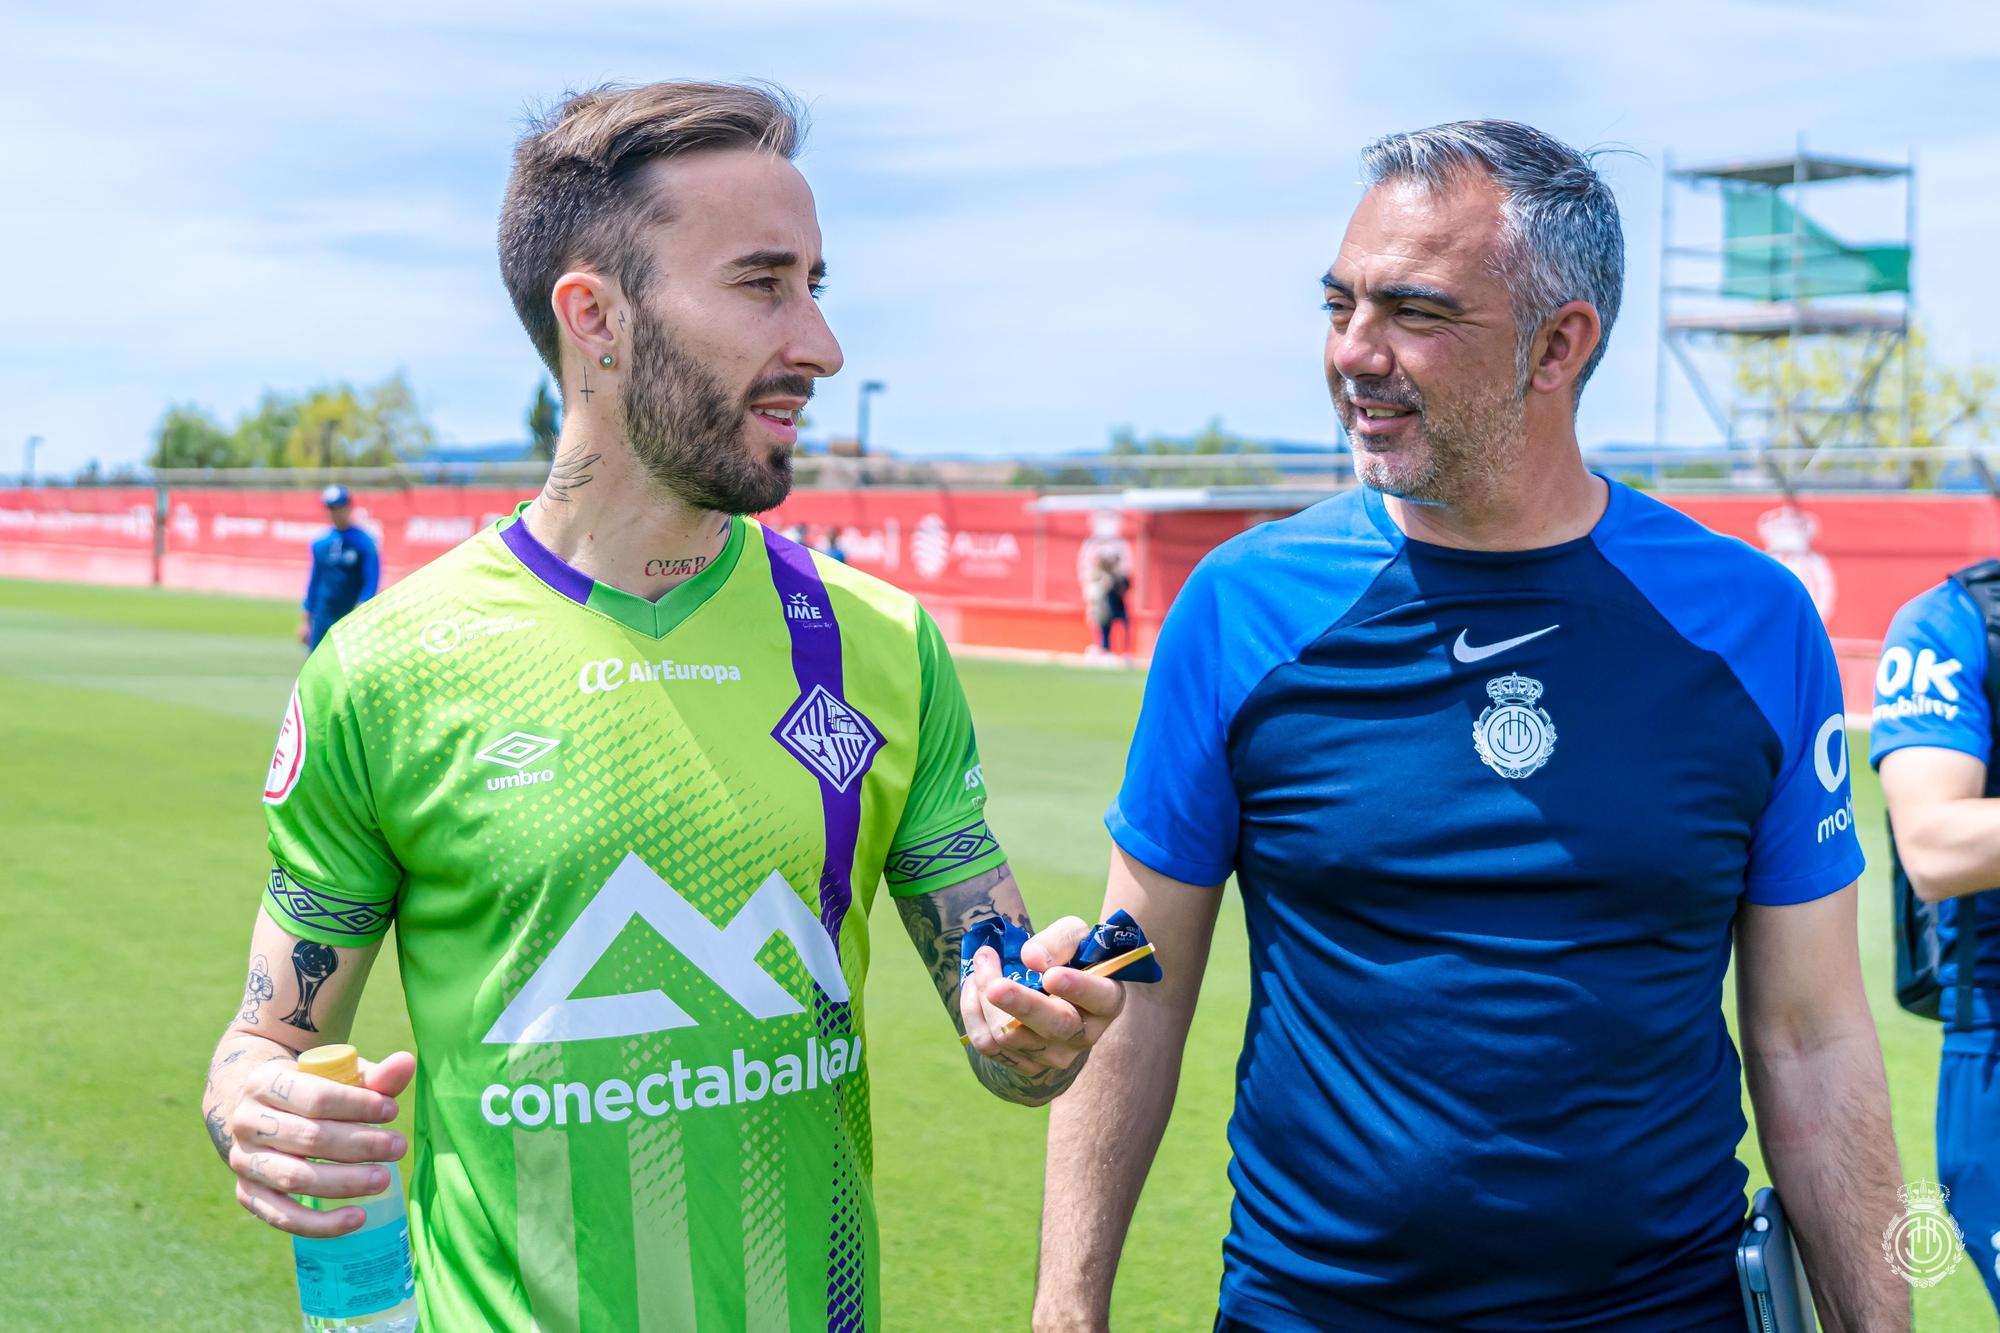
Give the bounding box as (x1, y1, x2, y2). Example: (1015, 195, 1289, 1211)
(3, 0, 1996, 477)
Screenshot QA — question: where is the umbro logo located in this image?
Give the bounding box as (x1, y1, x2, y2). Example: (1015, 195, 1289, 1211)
(1452, 625, 1559, 665)
(476, 731, 560, 793)
(475, 732, 560, 769)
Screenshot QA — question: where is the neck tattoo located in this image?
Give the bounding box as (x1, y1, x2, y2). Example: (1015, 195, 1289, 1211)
(542, 451, 600, 502)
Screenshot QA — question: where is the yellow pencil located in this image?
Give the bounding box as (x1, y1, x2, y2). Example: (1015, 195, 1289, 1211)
(959, 942, 1158, 1046)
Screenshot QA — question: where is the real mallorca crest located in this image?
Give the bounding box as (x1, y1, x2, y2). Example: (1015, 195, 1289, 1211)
(1472, 673, 1557, 780)
(1882, 1177, 1966, 1288)
(264, 686, 306, 805)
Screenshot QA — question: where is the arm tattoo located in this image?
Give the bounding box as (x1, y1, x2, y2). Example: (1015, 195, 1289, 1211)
(644, 555, 710, 579)
(542, 451, 600, 502)
(204, 1104, 231, 1161)
(280, 941, 338, 1033)
(895, 866, 1082, 1105)
(237, 956, 275, 1024)
(895, 866, 1018, 1012)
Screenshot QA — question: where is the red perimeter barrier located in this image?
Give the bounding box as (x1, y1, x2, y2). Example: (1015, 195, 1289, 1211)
(3, 485, 1994, 710)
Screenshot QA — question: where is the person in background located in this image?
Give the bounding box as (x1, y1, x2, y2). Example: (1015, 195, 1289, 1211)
(1083, 547, 1130, 658)
(299, 484, 379, 650)
(1872, 563, 2000, 1313)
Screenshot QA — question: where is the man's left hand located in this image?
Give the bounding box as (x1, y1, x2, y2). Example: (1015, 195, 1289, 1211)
(959, 917, 1126, 1075)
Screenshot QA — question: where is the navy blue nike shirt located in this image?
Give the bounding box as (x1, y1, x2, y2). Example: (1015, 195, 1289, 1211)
(1110, 479, 1864, 1332)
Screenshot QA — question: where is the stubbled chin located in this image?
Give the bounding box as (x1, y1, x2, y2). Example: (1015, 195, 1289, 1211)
(1355, 448, 1435, 498)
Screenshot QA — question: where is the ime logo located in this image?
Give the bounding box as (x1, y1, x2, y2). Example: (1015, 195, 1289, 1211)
(785, 592, 825, 623)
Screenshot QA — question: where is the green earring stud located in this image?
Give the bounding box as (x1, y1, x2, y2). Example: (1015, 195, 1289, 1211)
(599, 353, 615, 368)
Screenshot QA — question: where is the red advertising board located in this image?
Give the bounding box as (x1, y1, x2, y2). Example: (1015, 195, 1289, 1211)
(0, 487, 158, 586)
(157, 487, 532, 599)
(4, 484, 1994, 711)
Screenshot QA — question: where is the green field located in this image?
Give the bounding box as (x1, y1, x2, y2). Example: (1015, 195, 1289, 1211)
(0, 576, 1991, 1331)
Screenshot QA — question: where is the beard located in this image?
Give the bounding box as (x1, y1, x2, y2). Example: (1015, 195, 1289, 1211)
(621, 315, 811, 516)
(1335, 369, 1526, 507)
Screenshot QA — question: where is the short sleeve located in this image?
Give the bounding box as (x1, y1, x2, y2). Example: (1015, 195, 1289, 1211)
(1105, 561, 1238, 887)
(1869, 581, 1990, 768)
(882, 609, 1008, 897)
(1742, 592, 1867, 906)
(260, 648, 402, 945)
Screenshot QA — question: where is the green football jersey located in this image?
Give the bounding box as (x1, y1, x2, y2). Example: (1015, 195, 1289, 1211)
(260, 506, 1006, 1331)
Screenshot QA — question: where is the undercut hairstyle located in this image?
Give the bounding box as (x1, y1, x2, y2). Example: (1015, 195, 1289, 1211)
(1360, 120, 1625, 397)
(499, 80, 806, 376)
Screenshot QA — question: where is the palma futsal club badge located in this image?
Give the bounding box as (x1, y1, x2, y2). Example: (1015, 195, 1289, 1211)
(264, 687, 306, 805)
(1473, 673, 1557, 780)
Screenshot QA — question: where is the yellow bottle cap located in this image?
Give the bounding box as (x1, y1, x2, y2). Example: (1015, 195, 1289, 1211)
(297, 1044, 361, 1087)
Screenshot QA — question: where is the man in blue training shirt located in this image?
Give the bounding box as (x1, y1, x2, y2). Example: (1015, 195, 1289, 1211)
(1873, 569, 2000, 1310)
(299, 484, 379, 650)
(1035, 121, 1907, 1333)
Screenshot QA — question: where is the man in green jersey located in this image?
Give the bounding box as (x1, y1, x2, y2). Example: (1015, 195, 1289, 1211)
(198, 81, 1126, 1331)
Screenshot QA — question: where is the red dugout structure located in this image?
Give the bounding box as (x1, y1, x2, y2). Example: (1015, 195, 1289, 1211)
(3, 483, 1993, 713)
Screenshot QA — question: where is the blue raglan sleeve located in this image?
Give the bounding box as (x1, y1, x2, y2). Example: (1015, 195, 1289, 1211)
(1105, 559, 1238, 887)
(358, 530, 381, 602)
(1742, 582, 1867, 906)
(1869, 581, 1990, 768)
(302, 536, 322, 612)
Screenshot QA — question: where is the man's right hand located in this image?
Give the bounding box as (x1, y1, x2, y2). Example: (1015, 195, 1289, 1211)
(222, 1050, 416, 1237)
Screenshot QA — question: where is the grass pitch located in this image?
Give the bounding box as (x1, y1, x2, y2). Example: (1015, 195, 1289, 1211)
(0, 577, 1990, 1330)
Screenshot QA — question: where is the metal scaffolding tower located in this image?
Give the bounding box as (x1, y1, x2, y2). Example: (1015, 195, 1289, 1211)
(1655, 138, 1915, 485)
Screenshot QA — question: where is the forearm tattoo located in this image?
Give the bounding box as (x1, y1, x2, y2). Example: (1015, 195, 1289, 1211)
(895, 866, 1082, 1104)
(280, 941, 338, 1033)
(203, 1104, 231, 1161)
(237, 956, 274, 1025)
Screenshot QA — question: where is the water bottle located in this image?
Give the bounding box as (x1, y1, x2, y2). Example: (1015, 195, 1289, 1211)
(290, 1044, 418, 1332)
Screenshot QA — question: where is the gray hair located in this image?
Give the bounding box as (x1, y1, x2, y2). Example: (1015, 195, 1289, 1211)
(1359, 120, 1625, 397)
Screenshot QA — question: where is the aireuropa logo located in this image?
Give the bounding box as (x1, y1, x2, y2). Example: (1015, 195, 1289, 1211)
(263, 687, 306, 806)
(578, 657, 744, 694)
(483, 852, 849, 1045)
(1883, 1178, 1966, 1288)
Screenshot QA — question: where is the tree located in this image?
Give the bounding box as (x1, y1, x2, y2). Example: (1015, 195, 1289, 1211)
(233, 391, 304, 468)
(149, 373, 439, 471)
(149, 404, 241, 469)
(526, 380, 561, 461)
(1012, 418, 1281, 487)
(1730, 324, 1994, 475)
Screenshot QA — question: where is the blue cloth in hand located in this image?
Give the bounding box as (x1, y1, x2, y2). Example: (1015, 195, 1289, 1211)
(958, 909, 1163, 991)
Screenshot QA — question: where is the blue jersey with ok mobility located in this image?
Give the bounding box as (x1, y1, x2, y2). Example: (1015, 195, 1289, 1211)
(1109, 480, 1864, 1332)
(1870, 578, 1999, 1033)
(304, 525, 380, 624)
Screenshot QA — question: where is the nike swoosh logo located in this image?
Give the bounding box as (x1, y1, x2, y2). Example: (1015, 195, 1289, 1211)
(1452, 624, 1559, 664)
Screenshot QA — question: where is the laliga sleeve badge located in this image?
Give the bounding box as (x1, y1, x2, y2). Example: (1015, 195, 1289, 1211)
(1473, 673, 1556, 780)
(264, 686, 307, 805)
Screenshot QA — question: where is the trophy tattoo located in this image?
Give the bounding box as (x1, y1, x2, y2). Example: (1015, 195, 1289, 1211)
(281, 940, 339, 1032)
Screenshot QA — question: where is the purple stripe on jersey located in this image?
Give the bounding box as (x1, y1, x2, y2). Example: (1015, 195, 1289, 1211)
(498, 509, 594, 606)
(762, 524, 872, 1332)
(763, 525, 875, 941)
